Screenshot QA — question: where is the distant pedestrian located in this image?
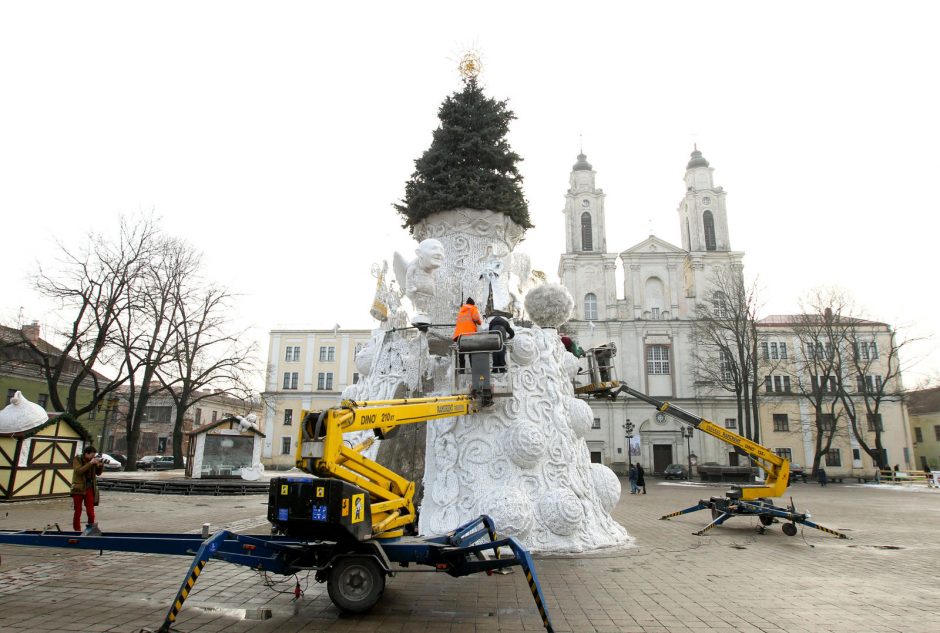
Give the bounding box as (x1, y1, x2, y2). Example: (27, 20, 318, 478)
(817, 468, 828, 487)
(71, 445, 103, 534)
(636, 463, 647, 494)
(629, 464, 639, 494)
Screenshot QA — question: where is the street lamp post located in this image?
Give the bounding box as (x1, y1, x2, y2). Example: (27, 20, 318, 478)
(682, 426, 694, 480)
(623, 420, 634, 472)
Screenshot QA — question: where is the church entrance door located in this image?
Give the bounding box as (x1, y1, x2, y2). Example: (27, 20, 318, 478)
(652, 444, 673, 474)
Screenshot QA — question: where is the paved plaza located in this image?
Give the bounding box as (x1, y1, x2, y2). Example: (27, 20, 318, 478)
(1, 478, 939, 633)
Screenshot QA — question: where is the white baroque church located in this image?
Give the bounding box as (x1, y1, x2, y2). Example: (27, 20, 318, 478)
(558, 148, 745, 474)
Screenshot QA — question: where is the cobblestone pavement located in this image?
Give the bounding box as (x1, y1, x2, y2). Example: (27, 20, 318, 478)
(2, 480, 939, 632)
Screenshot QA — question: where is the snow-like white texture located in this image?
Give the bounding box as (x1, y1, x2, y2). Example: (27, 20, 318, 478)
(420, 325, 629, 552)
(591, 463, 622, 513)
(353, 209, 629, 553)
(240, 462, 265, 481)
(524, 283, 574, 328)
(236, 414, 259, 433)
(0, 391, 49, 434)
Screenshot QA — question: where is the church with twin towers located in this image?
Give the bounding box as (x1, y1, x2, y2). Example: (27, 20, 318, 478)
(557, 148, 748, 475)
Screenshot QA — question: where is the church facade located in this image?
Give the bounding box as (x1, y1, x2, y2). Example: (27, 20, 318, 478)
(558, 148, 744, 475)
(557, 149, 914, 477)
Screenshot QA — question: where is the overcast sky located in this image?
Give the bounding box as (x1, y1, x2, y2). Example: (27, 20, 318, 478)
(2, 1, 938, 387)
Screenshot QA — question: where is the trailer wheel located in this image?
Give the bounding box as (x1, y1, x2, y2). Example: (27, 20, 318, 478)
(782, 523, 798, 536)
(327, 556, 386, 613)
(759, 515, 774, 527)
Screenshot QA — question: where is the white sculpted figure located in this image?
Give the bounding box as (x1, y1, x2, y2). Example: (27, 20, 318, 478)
(393, 238, 445, 314)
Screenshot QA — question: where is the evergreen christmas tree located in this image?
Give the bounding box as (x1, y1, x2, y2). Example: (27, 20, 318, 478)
(395, 77, 532, 233)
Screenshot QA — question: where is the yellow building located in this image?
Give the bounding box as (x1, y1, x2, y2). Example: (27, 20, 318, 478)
(260, 328, 372, 469)
(908, 387, 940, 470)
(757, 316, 913, 479)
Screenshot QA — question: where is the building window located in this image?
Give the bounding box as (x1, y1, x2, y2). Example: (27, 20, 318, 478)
(584, 293, 598, 321)
(283, 372, 299, 390)
(761, 341, 788, 360)
(647, 345, 670, 375)
(319, 346, 336, 362)
(592, 417, 601, 430)
(281, 437, 292, 455)
(285, 346, 301, 362)
(284, 409, 293, 426)
(713, 292, 728, 318)
(856, 375, 883, 394)
(852, 448, 861, 461)
(703, 210, 716, 251)
(765, 375, 791, 393)
(820, 413, 836, 432)
(319, 346, 327, 361)
(144, 406, 172, 424)
(813, 374, 837, 394)
(37, 393, 49, 409)
(775, 448, 793, 461)
(6, 389, 15, 405)
(914, 427, 923, 443)
(317, 372, 334, 390)
(935, 425, 940, 441)
(866, 413, 883, 432)
(352, 372, 360, 384)
(211, 410, 218, 422)
(724, 418, 737, 430)
(651, 307, 660, 320)
(719, 351, 733, 382)
(195, 408, 202, 424)
(825, 448, 842, 467)
(773, 414, 789, 432)
(854, 341, 879, 360)
(580, 212, 593, 251)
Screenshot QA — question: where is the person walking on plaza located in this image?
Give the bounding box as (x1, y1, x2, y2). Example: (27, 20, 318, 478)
(636, 463, 647, 494)
(817, 467, 828, 486)
(629, 464, 639, 494)
(71, 445, 104, 534)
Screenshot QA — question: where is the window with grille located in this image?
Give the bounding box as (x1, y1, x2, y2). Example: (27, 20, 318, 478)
(825, 448, 842, 467)
(283, 409, 293, 426)
(592, 418, 601, 430)
(820, 414, 836, 432)
(866, 413, 883, 432)
(581, 212, 593, 251)
(773, 413, 789, 432)
(724, 418, 737, 430)
(584, 293, 598, 321)
(281, 437, 292, 455)
(647, 346, 670, 375)
(775, 448, 792, 461)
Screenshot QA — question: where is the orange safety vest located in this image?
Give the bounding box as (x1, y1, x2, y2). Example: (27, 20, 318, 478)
(452, 304, 482, 340)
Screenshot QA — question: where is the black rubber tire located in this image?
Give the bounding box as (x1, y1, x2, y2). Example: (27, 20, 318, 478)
(327, 556, 386, 613)
(759, 515, 774, 527)
(782, 523, 798, 536)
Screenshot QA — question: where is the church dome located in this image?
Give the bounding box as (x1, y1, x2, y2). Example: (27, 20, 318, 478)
(572, 153, 593, 171)
(687, 147, 710, 169)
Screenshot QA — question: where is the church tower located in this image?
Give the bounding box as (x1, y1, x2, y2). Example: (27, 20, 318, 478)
(558, 153, 618, 321)
(677, 147, 731, 252)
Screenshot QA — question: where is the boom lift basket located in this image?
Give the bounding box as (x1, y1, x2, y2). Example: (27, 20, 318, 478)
(575, 343, 620, 395)
(453, 331, 512, 404)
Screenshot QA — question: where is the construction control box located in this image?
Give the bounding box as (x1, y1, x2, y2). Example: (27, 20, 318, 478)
(267, 477, 372, 542)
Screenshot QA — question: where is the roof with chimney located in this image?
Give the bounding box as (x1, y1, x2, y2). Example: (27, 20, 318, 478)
(0, 323, 112, 382)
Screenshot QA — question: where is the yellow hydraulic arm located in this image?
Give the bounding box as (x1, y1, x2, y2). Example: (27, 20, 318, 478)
(607, 383, 789, 501)
(295, 395, 480, 538)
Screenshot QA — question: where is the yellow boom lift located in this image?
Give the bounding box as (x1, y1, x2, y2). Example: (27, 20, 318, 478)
(577, 344, 847, 539)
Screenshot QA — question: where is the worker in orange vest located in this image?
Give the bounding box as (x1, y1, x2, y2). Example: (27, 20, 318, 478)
(453, 297, 483, 369)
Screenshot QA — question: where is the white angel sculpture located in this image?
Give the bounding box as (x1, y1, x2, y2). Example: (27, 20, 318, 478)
(392, 239, 445, 315)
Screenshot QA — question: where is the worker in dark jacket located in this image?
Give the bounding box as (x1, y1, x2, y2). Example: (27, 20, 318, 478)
(71, 445, 104, 533)
(487, 315, 515, 373)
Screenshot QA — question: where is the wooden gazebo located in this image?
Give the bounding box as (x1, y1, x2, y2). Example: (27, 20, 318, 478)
(0, 392, 91, 501)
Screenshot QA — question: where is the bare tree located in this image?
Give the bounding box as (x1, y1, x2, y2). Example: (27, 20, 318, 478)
(790, 289, 854, 476)
(157, 282, 259, 468)
(837, 321, 914, 471)
(115, 237, 198, 470)
(13, 217, 159, 418)
(691, 265, 766, 442)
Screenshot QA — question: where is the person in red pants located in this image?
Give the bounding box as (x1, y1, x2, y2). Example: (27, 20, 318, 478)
(71, 445, 104, 534)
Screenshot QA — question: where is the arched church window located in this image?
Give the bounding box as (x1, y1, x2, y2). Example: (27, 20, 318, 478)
(581, 212, 593, 252)
(584, 293, 598, 321)
(703, 210, 717, 251)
